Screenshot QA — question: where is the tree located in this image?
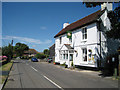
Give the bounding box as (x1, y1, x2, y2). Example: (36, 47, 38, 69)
(106, 7, 120, 39)
(43, 49, 49, 55)
(43, 49, 49, 58)
(83, 2, 103, 8)
(0, 47, 2, 56)
(14, 42, 29, 57)
(83, 2, 120, 39)
(2, 43, 13, 61)
(35, 53, 46, 59)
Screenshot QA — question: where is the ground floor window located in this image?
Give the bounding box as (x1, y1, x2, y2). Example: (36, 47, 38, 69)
(70, 54, 73, 61)
(82, 48, 87, 62)
(60, 50, 74, 60)
(63, 54, 65, 59)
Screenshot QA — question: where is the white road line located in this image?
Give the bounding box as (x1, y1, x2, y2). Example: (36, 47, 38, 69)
(31, 66, 38, 72)
(43, 75, 63, 89)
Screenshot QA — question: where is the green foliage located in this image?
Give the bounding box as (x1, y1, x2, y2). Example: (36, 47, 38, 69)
(83, 2, 103, 8)
(2, 43, 13, 61)
(106, 7, 120, 39)
(35, 53, 46, 59)
(0, 47, 2, 55)
(13, 56, 17, 58)
(14, 42, 29, 57)
(43, 49, 49, 55)
(71, 61, 74, 66)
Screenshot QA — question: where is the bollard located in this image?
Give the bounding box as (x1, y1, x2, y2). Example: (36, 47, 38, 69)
(114, 68, 117, 79)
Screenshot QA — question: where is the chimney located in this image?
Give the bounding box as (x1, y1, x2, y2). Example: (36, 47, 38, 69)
(101, 2, 112, 11)
(63, 23, 69, 28)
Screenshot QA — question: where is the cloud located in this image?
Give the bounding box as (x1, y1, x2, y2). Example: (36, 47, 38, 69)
(32, 45, 36, 48)
(3, 35, 52, 45)
(40, 26, 47, 30)
(44, 40, 52, 44)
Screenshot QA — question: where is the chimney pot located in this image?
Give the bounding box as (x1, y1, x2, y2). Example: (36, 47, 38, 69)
(101, 2, 112, 11)
(63, 23, 70, 28)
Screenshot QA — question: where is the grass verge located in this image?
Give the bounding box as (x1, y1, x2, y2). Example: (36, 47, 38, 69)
(0, 61, 13, 84)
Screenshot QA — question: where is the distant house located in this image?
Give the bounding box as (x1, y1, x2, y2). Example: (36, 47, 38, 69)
(54, 3, 119, 68)
(24, 49, 39, 57)
(49, 44, 55, 59)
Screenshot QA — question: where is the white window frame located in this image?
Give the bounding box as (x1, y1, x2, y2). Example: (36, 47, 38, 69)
(60, 37, 62, 44)
(82, 27, 87, 41)
(82, 48, 87, 62)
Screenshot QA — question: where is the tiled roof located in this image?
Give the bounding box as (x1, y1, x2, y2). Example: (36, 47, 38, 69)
(24, 49, 38, 54)
(54, 9, 103, 38)
(49, 44, 55, 49)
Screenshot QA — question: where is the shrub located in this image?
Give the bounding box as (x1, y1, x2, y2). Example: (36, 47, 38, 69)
(71, 61, 73, 66)
(35, 53, 46, 59)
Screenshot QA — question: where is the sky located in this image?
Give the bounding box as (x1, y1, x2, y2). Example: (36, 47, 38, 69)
(2, 2, 119, 52)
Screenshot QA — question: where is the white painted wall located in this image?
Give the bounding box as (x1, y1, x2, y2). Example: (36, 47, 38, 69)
(55, 23, 100, 67)
(72, 23, 99, 67)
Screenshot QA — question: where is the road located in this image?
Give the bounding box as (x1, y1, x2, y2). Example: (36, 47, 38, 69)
(4, 60, 118, 89)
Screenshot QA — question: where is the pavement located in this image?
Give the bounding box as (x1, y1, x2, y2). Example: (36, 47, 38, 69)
(4, 60, 118, 89)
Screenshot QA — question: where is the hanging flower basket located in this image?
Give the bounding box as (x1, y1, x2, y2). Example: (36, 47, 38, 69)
(88, 49, 92, 52)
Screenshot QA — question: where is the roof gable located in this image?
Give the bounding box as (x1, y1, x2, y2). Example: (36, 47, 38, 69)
(60, 44, 73, 51)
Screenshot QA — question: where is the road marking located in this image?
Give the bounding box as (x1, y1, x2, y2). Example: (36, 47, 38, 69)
(31, 66, 38, 72)
(43, 75, 63, 89)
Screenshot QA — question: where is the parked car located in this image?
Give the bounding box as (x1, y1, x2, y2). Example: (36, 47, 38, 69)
(31, 57, 38, 62)
(47, 57, 53, 63)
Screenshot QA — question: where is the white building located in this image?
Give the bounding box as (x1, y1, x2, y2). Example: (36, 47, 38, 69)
(54, 3, 119, 68)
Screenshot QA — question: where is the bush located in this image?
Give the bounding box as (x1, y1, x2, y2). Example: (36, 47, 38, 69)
(35, 53, 46, 59)
(13, 56, 17, 58)
(71, 61, 73, 66)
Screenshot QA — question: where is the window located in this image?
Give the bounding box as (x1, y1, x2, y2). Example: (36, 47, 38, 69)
(63, 54, 65, 59)
(82, 48, 87, 62)
(60, 37, 62, 44)
(82, 27, 87, 40)
(70, 54, 73, 61)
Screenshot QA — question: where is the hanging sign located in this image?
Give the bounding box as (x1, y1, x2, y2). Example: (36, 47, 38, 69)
(67, 31, 72, 39)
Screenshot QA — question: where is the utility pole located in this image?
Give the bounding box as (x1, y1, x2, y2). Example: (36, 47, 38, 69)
(11, 39, 13, 60)
(11, 39, 13, 46)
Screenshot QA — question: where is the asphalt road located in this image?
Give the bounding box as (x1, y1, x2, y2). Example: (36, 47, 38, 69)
(4, 60, 118, 89)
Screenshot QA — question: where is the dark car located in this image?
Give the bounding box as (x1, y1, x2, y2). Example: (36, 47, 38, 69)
(31, 57, 38, 62)
(47, 57, 53, 63)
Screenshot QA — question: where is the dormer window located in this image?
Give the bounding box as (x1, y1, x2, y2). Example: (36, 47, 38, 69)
(82, 27, 87, 40)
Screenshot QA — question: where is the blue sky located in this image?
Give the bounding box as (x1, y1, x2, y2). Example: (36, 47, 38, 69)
(2, 2, 118, 52)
